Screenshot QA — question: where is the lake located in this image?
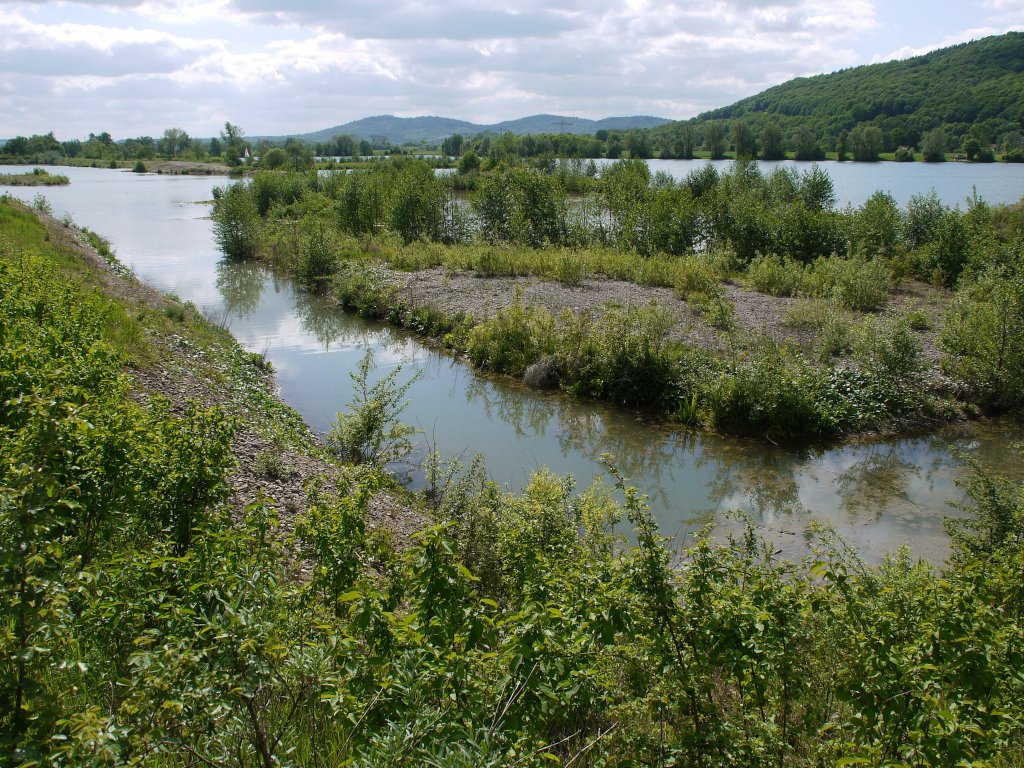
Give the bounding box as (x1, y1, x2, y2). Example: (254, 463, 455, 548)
(3, 163, 1022, 563)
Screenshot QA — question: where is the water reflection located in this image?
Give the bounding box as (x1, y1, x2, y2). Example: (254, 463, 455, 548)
(216, 260, 264, 318)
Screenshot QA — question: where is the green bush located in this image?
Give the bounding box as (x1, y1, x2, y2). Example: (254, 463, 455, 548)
(703, 342, 833, 439)
(466, 296, 557, 376)
(745, 254, 806, 296)
(941, 265, 1024, 408)
(211, 182, 260, 260)
(327, 348, 420, 467)
(294, 218, 339, 289)
(807, 255, 892, 311)
(558, 302, 680, 406)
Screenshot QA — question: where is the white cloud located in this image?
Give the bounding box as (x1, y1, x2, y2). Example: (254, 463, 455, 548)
(0, 0, 1019, 138)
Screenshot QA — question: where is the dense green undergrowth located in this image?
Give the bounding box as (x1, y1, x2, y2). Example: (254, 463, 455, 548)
(211, 159, 1024, 440)
(4, 197, 1024, 767)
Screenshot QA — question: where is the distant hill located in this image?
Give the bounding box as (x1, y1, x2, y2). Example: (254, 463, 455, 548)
(653, 31, 1024, 152)
(290, 114, 671, 145)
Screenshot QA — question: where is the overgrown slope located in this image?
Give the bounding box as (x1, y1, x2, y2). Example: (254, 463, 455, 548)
(655, 31, 1024, 154)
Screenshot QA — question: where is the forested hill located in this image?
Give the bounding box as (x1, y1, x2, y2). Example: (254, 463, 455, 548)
(655, 31, 1024, 154)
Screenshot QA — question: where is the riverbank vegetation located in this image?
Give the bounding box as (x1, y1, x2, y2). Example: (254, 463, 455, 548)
(0, 168, 70, 186)
(210, 157, 1024, 440)
(4, 196, 1024, 766)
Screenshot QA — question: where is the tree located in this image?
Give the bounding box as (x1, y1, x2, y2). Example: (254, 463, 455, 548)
(836, 130, 848, 161)
(359, 139, 372, 157)
(328, 349, 420, 467)
(458, 150, 480, 175)
(212, 183, 260, 260)
(704, 121, 726, 159)
(921, 128, 947, 162)
(283, 138, 314, 169)
(626, 130, 652, 159)
(221, 122, 246, 164)
(732, 121, 757, 158)
(160, 127, 188, 158)
(760, 121, 785, 160)
(962, 135, 982, 161)
(331, 134, 356, 156)
(442, 134, 464, 157)
(849, 124, 884, 161)
(261, 147, 287, 169)
(793, 126, 823, 161)
(675, 123, 696, 159)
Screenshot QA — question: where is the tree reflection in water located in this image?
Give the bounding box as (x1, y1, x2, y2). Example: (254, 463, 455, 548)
(215, 259, 264, 318)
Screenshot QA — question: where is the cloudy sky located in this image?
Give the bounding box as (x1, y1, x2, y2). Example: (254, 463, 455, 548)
(1, 0, 1022, 140)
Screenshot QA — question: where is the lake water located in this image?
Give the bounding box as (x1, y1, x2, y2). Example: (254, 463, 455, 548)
(4, 163, 1023, 563)
(604, 158, 1024, 208)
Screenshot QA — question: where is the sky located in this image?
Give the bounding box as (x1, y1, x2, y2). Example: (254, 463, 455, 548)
(1, 0, 1022, 140)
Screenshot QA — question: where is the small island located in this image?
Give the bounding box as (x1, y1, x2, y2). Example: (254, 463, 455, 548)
(0, 167, 70, 186)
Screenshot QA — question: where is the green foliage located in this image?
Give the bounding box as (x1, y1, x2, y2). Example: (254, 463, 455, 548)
(903, 191, 946, 249)
(558, 302, 681, 406)
(466, 296, 557, 376)
(745, 253, 806, 296)
(656, 32, 1024, 157)
(922, 127, 948, 162)
(6, 195, 1024, 766)
(0, 225, 235, 760)
(917, 208, 972, 285)
(849, 123, 884, 161)
(31, 193, 52, 215)
(806, 254, 893, 311)
(327, 348, 421, 467)
(703, 342, 835, 438)
(294, 217, 339, 289)
(893, 145, 916, 161)
(851, 190, 903, 258)
(212, 182, 260, 260)
(941, 263, 1024, 408)
(473, 166, 569, 247)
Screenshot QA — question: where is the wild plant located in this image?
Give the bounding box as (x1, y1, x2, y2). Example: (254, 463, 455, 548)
(327, 348, 421, 467)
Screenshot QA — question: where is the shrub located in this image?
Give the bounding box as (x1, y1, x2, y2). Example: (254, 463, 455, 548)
(31, 193, 51, 215)
(703, 342, 832, 438)
(327, 348, 420, 466)
(853, 316, 924, 388)
(672, 255, 721, 300)
(917, 209, 971, 286)
(466, 296, 557, 376)
(903, 191, 945, 250)
(941, 265, 1024, 408)
(294, 219, 339, 289)
(893, 146, 915, 162)
(558, 302, 680, 406)
(851, 191, 903, 258)
(807, 255, 892, 311)
(745, 254, 806, 296)
(211, 183, 260, 260)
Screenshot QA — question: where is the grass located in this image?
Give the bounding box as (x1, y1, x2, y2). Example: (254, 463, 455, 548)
(0, 168, 71, 186)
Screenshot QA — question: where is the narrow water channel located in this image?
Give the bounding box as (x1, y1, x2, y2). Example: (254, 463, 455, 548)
(4, 164, 1022, 563)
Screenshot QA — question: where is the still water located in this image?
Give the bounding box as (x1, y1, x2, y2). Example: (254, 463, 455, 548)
(633, 158, 1024, 208)
(4, 164, 1023, 563)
